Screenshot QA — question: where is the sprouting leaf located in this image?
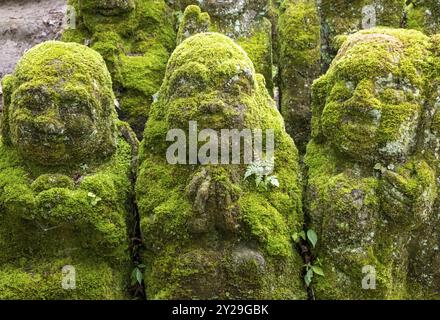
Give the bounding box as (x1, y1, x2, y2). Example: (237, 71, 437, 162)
(244, 166, 254, 180)
(91, 197, 102, 206)
(304, 268, 314, 287)
(292, 231, 306, 243)
(312, 266, 325, 276)
(292, 233, 300, 243)
(245, 160, 279, 190)
(266, 176, 279, 188)
(307, 229, 318, 248)
(88, 192, 101, 206)
(315, 257, 322, 266)
(255, 175, 263, 187)
(131, 267, 143, 286)
(136, 269, 143, 284)
(131, 269, 137, 285)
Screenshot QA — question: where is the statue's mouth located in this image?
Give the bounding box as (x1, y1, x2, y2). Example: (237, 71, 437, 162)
(15, 122, 66, 148)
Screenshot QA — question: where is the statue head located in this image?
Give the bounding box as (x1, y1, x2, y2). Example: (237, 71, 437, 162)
(159, 32, 262, 132)
(1, 41, 117, 166)
(314, 29, 429, 163)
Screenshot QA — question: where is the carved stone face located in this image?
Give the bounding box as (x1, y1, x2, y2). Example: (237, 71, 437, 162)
(320, 33, 424, 163)
(163, 32, 257, 129)
(2, 41, 117, 165)
(80, 0, 136, 16)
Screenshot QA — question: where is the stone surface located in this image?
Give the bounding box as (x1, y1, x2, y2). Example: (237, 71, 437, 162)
(63, 0, 176, 138)
(278, 0, 320, 152)
(406, 0, 440, 35)
(1, 0, 440, 301)
(0, 0, 66, 110)
(318, 0, 406, 71)
(410, 33, 440, 297)
(0, 41, 136, 299)
(173, 0, 275, 95)
(305, 28, 440, 299)
(136, 33, 305, 299)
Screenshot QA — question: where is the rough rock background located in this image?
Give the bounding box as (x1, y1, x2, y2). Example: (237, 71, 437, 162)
(0, 0, 66, 109)
(62, 0, 176, 138)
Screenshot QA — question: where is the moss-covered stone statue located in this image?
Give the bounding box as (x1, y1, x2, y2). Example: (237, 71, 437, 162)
(62, 0, 176, 138)
(406, 0, 440, 35)
(136, 32, 305, 299)
(305, 28, 440, 299)
(319, 1, 405, 71)
(173, 1, 275, 95)
(0, 41, 137, 299)
(408, 33, 440, 298)
(277, 0, 320, 152)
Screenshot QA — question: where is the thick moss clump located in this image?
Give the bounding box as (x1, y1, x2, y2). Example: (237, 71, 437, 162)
(63, 0, 176, 138)
(305, 28, 440, 299)
(136, 33, 305, 299)
(0, 41, 137, 299)
(176, 5, 211, 44)
(173, 1, 274, 95)
(278, 0, 320, 152)
(319, 0, 406, 71)
(406, 0, 440, 35)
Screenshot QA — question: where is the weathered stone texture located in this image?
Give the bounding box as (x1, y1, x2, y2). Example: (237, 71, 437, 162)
(136, 33, 305, 299)
(0, 41, 136, 299)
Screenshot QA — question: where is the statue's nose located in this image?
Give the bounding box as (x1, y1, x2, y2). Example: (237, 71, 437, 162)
(352, 79, 376, 104)
(34, 112, 65, 136)
(42, 121, 65, 135)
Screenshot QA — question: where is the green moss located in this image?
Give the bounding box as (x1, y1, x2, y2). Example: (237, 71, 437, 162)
(177, 5, 211, 44)
(0, 131, 134, 299)
(406, 1, 440, 35)
(1, 41, 117, 166)
(379, 160, 436, 225)
(313, 247, 408, 299)
(63, 0, 176, 138)
(277, 0, 320, 152)
(174, 3, 274, 95)
(305, 28, 438, 299)
(236, 19, 274, 95)
(239, 194, 292, 257)
(137, 33, 305, 299)
(313, 28, 430, 164)
(0, 259, 127, 300)
(0, 40, 137, 299)
(79, 0, 136, 16)
(319, 0, 406, 71)
(305, 140, 415, 299)
(31, 174, 75, 193)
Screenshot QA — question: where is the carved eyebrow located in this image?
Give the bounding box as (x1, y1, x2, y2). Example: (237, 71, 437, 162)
(59, 99, 94, 115)
(11, 91, 50, 112)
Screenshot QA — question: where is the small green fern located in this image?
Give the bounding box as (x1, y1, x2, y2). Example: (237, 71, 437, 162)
(244, 158, 279, 190)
